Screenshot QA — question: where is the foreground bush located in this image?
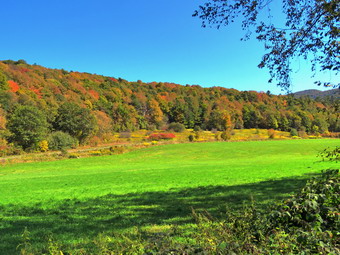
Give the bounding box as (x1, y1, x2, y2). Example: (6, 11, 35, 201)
(193, 169, 339, 254)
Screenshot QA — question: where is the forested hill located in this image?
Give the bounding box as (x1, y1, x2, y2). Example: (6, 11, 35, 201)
(0, 60, 339, 149)
(293, 89, 340, 99)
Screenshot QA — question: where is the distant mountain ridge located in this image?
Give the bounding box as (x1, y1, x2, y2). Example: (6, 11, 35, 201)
(293, 89, 340, 99)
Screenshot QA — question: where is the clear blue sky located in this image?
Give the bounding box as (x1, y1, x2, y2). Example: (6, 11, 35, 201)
(1, 0, 337, 94)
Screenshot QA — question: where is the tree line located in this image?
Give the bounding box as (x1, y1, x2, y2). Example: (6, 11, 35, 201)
(0, 60, 339, 152)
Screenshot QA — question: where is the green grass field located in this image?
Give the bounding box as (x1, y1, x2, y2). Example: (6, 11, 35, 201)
(0, 139, 338, 253)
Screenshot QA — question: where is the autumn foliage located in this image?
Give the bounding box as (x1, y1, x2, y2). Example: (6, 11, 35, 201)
(8, 80, 19, 92)
(148, 133, 176, 140)
(0, 59, 338, 152)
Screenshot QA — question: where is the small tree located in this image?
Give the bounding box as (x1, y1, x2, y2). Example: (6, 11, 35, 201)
(47, 131, 77, 151)
(0, 72, 7, 90)
(7, 105, 49, 149)
(54, 102, 97, 144)
(290, 128, 298, 137)
(38, 140, 49, 152)
(221, 130, 231, 141)
(268, 129, 276, 139)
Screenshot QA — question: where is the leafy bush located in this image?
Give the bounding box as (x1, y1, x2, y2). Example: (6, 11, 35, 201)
(290, 128, 298, 137)
(221, 131, 231, 141)
(268, 129, 276, 139)
(38, 140, 48, 152)
(188, 134, 194, 142)
(298, 129, 308, 138)
(0, 143, 23, 156)
(191, 169, 340, 254)
(148, 133, 175, 141)
(194, 125, 201, 132)
(47, 131, 77, 151)
(318, 146, 340, 162)
(269, 170, 339, 231)
(168, 122, 185, 133)
(88, 136, 101, 146)
(119, 132, 131, 138)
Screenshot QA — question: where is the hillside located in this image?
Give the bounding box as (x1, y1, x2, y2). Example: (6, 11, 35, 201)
(0, 59, 339, 152)
(293, 88, 340, 99)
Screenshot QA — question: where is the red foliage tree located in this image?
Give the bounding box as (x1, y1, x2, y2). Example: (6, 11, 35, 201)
(88, 89, 100, 100)
(8, 80, 19, 92)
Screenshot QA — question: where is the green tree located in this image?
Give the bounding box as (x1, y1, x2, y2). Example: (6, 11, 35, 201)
(7, 105, 49, 149)
(0, 72, 7, 90)
(54, 102, 97, 143)
(111, 103, 138, 131)
(194, 0, 339, 90)
(47, 131, 77, 151)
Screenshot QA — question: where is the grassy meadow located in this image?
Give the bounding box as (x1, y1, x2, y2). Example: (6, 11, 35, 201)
(0, 139, 338, 253)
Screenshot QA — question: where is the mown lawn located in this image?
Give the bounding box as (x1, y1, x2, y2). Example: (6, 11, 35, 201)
(0, 139, 338, 253)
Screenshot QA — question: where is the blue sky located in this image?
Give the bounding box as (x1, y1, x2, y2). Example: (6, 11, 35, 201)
(1, 0, 337, 94)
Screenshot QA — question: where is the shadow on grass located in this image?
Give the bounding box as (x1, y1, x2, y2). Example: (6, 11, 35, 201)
(0, 173, 318, 253)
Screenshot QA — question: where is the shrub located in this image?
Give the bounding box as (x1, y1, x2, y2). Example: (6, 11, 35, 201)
(267, 169, 339, 253)
(191, 169, 340, 255)
(188, 134, 195, 142)
(221, 131, 231, 141)
(68, 154, 79, 159)
(194, 125, 201, 132)
(119, 132, 131, 138)
(211, 128, 218, 134)
(0, 143, 23, 156)
(38, 140, 48, 152)
(290, 128, 298, 137)
(148, 133, 175, 141)
(89, 136, 101, 147)
(268, 129, 276, 139)
(47, 131, 77, 151)
(168, 122, 185, 133)
(318, 146, 340, 162)
(298, 130, 308, 138)
(160, 133, 175, 139)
